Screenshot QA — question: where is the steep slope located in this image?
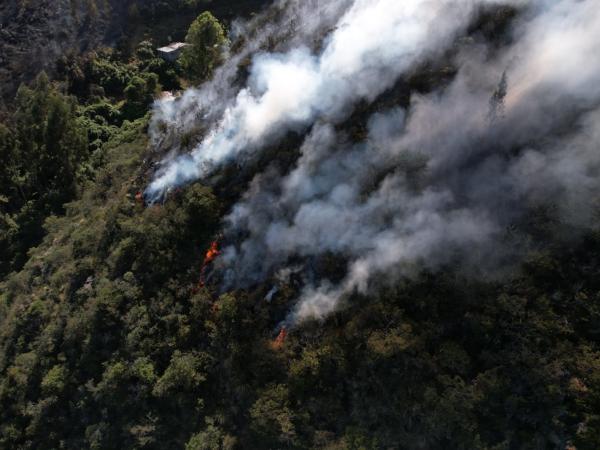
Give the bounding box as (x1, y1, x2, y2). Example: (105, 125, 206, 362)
(2, 1, 600, 449)
(0, 0, 269, 102)
(2, 114, 600, 449)
(0, 0, 129, 101)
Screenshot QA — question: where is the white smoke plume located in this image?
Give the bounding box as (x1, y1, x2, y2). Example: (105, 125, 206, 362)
(146, 0, 353, 164)
(146, 0, 600, 325)
(145, 0, 504, 202)
(217, 0, 600, 324)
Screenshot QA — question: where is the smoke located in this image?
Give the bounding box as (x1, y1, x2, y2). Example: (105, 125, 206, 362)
(147, 0, 600, 325)
(223, 0, 600, 324)
(146, 0, 353, 161)
(145, 0, 501, 202)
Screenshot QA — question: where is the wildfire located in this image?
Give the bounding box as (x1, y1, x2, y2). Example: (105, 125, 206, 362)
(271, 327, 288, 350)
(203, 241, 220, 266)
(135, 191, 144, 205)
(195, 240, 220, 290)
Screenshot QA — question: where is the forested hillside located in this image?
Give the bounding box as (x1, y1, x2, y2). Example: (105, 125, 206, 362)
(2, 1, 600, 449)
(0, 0, 267, 102)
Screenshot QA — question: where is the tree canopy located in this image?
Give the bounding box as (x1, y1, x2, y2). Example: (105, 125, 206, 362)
(179, 12, 228, 83)
(0, 73, 87, 276)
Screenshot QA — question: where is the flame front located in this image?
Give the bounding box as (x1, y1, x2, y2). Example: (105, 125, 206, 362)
(203, 241, 220, 266)
(271, 327, 288, 350)
(195, 241, 220, 290)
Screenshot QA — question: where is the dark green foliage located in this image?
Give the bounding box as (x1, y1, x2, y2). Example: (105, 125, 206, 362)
(3, 113, 600, 448)
(122, 73, 159, 121)
(60, 43, 179, 109)
(0, 73, 87, 276)
(136, 41, 181, 92)
(0, 118, 222, 449)
(0, 36, 181, 278)
(180, 12, 228, 83)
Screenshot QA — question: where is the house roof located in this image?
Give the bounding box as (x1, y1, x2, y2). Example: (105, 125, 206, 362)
(157, 42, 188, 53)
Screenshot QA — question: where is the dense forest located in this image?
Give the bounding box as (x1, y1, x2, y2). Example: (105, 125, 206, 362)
(2, 1, 600, 449)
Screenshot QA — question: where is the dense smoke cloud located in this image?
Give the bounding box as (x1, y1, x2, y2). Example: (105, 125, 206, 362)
(146, 0, 353, 161)
(147, 0, 600, 325)
(145, 0, 500, 202)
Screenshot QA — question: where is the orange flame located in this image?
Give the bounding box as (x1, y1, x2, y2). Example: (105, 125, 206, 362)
(135, 191, 144, 205)
(203, 241, 220, 266)
(195, 241, 220, 290)
(271, 327, 288, 350)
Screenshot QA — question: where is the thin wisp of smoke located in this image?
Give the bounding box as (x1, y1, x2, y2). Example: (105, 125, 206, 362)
(146, 0, 600, 326)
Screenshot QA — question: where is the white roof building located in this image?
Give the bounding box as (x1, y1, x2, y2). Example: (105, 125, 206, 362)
(157, 42, 188, 62)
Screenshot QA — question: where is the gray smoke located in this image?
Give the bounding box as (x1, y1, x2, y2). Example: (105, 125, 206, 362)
(216, 0, 600, 324)
(145, 0, 506, 202)
(147, 0, 353, 157)
(146, 0, 600, 325)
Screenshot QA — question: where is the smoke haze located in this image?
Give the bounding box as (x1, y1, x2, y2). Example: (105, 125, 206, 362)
(145, 0, 500, 201)
(146, 0, 600, 325)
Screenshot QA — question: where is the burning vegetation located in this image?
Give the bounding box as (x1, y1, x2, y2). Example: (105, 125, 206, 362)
(3, 1, 600, 449)
(197, 240, 221, 289)
(270, 327, 288, 350)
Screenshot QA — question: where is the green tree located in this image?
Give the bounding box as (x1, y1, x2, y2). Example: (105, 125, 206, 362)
(123, 73, 160, 120)
(0, 72, 87, 276)
(180, 12, 227, 82)
(40, 364, 67, 397)
(250, 384, 298, 447)
(153, 351, 208, 398)
(186, 420, 236, 450)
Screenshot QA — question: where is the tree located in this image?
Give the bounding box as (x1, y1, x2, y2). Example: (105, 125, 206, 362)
(180, 12, 227, 83)
(0, 73, 87, 276)
(0, 124, 16, 201)
(152, 351, 208, 398)
(250, 384, 298, 447)
(122, 72, 160, 121)
(186, 420, 236, 450)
